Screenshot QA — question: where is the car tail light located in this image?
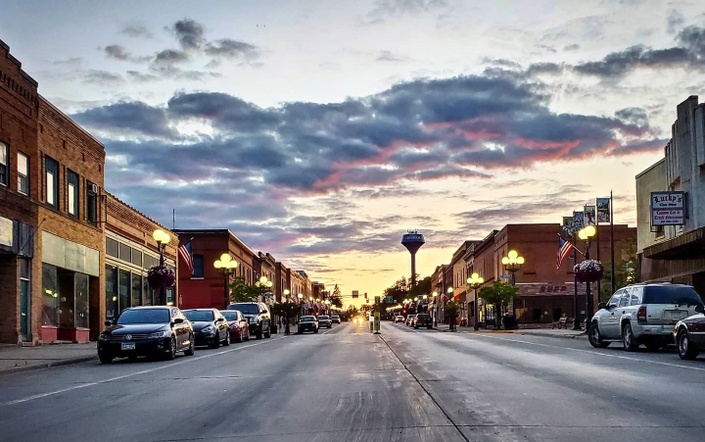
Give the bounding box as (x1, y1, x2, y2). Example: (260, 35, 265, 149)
(637, 305, 647, 323)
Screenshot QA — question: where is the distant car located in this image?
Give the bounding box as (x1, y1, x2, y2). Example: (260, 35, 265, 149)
(227, 302, 271, 339)
(394, 315, 405, 323)
(331, 314, 341, 324)
(588, 283, 704, 351)
(97, 306, 195, 364)
(184, 308, 230, 348)
(674, 311, 705, 360)
(220, 310, 251, 343)
(298, 315, 319, 334)
(405, 315, 414, 326)
(318, 315, 332, 328)
(353, 316, 365, 327)
(414, 313, 433, 329)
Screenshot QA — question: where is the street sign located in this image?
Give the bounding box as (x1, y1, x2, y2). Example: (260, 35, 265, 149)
(385, 295, 393, 303)
(499, 274, 512, 279)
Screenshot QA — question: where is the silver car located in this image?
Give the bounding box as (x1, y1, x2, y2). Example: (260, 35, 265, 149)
(588, 283, 704, 351)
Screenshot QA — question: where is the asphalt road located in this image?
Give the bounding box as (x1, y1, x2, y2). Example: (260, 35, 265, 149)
(1, 322, 704, 442)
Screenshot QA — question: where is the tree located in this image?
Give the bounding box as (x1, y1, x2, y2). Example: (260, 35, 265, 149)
(331, 284, 343, 308)
(384, 276, 410, 304)
(409, 275, 432, 300)
(228, 277, 264, 303)
(598, 237, 639, 302)
(444, 300, 460, 331)
(478, 281, 518, 329)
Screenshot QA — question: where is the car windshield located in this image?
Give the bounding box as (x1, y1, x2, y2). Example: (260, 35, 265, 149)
(319, 316, 330, 320)
(643, 286, 704, 306)
(184, 310, 214, 322)
(221, 312, 240, 321)
(300, 316, 315, 322)
(230, 304, 259, 314)
(332, 315, 340, 318)
(117, 309, 170, 325)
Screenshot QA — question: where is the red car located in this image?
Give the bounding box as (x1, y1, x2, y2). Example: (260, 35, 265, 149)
(220, 310, 251, 343)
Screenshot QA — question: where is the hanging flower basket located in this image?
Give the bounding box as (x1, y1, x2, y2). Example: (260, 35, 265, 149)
(574, 259, 604, 283)
(147, 265, 175, 290)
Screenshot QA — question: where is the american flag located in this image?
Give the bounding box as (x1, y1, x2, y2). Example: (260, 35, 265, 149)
(178, 241, 194, 276)
(556, 236, 575, 270)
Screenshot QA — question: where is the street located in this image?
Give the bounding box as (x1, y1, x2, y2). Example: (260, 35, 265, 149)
(1, 323, 704, 442)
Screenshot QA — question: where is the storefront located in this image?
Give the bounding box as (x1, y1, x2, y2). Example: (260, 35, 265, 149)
(0, 216, 35, 343)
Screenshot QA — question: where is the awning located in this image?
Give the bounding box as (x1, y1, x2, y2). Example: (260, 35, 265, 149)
(643, 226, 705, 259)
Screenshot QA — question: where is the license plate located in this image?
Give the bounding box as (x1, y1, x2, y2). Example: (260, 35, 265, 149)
(121, 342, 135, 351)
(663, 310, 688, 320)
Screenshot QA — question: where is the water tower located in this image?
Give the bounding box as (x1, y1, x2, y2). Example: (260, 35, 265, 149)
(402, 230, 425, 289)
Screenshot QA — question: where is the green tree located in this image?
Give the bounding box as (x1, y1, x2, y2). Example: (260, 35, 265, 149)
(409, 275, 432, 300)
(330, 284, 343, 308)
(598, 237, 640, 302)
(270, 301, 301, 334)
(384, 276, 410, 304)
(228, 277, 265, 303)
(478, 281, 518, 329)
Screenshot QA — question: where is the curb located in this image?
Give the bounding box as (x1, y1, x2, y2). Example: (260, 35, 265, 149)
(516, 331, 587, 340)
(0, 355, 97, 376)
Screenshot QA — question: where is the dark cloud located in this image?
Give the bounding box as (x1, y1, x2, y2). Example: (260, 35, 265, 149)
(205, 39, 260, 60)
(72, 102, 175, 138)
(120, 23, 152, 39)
(153, 49, 189, 65)
(83, 70, 124, 85)
(104, 45, 130, 61)
(615, 107, 649, 127)
(564, 44, 580, 51)
(126, 71, 160, 82)
(169, 18, 205, 51)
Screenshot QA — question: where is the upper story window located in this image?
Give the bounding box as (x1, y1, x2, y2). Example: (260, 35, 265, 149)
(17, 152, 29, 195)
(86, 180, 98, 226)
(0, 141, 8, 187)
(193, 254, 204, 278)
(45, 156, 59, 207)
(67, 170, 79, 217)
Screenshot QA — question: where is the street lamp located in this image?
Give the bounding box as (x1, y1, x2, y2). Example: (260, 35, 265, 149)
(467, 272, 484, 330)
(501, 250, 524, 285)
(152, 229, 171, 305)
(283, 289, 290, 301)
(579, 225, 597, 326)
(214, 253, 238, 308)
(297, 293, 304, 316)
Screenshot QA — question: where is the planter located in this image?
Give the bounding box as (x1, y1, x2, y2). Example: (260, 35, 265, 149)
(147, 265, 175, 290)
(574, 259, 604, 283)
(40, 325, 58, 343)
(58, 327, 90, 343)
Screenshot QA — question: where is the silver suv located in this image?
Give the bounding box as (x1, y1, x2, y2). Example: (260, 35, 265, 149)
(588, 283, 704, 351)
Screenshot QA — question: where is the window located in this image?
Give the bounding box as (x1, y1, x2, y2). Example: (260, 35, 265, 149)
(17, 152, 28, 195)
(42, 264, 59, 326)
(0, 141, 7, 186)
(106, 238, 119, 258)
(193, 254, 204, 277)
(118, 242, 131, 262)
(45, 156, 59, 207)
(67, 170, 79, 216)
(86, 180, 97, 226)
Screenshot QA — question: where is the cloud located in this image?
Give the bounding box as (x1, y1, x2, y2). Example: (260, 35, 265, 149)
(169, 18, 206, 51)
(120, 23, 153, 39)
(376, 50, 406, 62)
(83, 70, 125, 85)
(72, 102, 175, 139)
(364, 0, 449, 24)
(105, 45, 131, 61)
(204, 39, 260, 60)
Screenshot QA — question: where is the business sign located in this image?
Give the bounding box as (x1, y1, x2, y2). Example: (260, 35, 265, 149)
(650, 191, 686, 226)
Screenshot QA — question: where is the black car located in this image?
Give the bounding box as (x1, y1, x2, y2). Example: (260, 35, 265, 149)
(227, 302, 271, 339)
(414, 313, 433, 329)
(183, 308, 230, 348)
(297, 315, 319, 334)
(97, 306, 195, 364)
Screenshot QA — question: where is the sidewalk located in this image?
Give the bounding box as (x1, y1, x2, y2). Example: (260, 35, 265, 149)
(432, 323, 587, 339)
(0, 343, 97, 376)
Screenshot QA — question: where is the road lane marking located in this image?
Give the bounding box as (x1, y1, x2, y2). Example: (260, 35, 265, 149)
(1, 336, 285, 407)
(477, 334, 705, 372)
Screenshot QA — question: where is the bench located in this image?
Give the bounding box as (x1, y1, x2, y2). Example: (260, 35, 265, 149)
(552, 316, 571, 329)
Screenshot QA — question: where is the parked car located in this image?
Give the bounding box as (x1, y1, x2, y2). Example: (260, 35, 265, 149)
(97, 306, 195, 364)
(414, 313, 433, 329)
(405, 315, 414, 326)
(588, 283, 705, 351)
(184, 308, 230, 348)
(220, 309, 251, 343)
(674, 311, 705, 360)
(331, 314, 341, 324)
(318, 314, 333, 328)
(227, 302, 271, 339)
(394, 314, 405, 323)
(298, 315, 319, 333)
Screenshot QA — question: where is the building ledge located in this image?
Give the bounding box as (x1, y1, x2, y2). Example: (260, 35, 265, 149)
(643, 226, 705, 259)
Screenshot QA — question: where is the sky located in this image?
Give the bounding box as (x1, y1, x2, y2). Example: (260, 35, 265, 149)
(2, 0, 704, 308)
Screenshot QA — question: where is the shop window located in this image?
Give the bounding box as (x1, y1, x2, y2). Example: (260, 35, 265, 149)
(131, 248, 143, 266)
(75, 273, 89, 329)
(119, 269, 131, 314)
(0, 141, 7, 186)
(42, 264, 59, 326)
(132, 273, 142, 307)
(118, 242, 131, 262)
(67, 170, 79, 217)
(193, 254, 204, 277)
(105, 265, 118, 321)
(86, 180, 98, 226)
(17, 151, 28, 195)
(143, 277, 156, 306)
(45, 156, 59, 207)
(106, 237, 119, 258)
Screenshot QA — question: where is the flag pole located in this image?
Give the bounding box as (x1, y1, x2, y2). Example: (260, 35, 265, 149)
(610, 190, 615, 294)
(572, 231, 580, 330)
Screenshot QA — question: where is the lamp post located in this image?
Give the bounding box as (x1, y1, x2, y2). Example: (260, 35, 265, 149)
(214, 253, 238, 309)
(152, 229, 171, 305)
(579, 225, 597, 325)
(297, 293, 304, 317)
(501, 250, 524, 286)
(467, 272, 484, 331)
(446, 287, 453, 325)
(431, 291, 438, 326)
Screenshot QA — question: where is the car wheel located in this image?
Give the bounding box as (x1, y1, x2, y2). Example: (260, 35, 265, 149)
(588, 322, 610, 348)
(245, 330, 251, 341)
(677, 329, 699, 360)
(314, 328, 319, 334)
(98, 353, 113, 364)
(223, 331, 230, 346)
(622, 323, 639, 352)
(210, 333, 220, 349)
(427, 326, 432, 330)
(235, 332, 242, 343)
(184, 334, 195, 356)
(166, 337, 177, 360)
(128, 355, 138, 362)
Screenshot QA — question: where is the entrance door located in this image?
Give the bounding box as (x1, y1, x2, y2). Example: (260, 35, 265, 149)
(19, 258, 30, 341)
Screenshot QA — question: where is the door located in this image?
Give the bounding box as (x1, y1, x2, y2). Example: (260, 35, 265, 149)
(19, 258, 30, 340)
(600, 291, 623, 338)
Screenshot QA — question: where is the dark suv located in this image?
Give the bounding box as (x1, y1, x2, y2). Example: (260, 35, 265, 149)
(588, 283, 704, 351)
(414, 313, 433, 329)
(227, 302, 271, 339)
